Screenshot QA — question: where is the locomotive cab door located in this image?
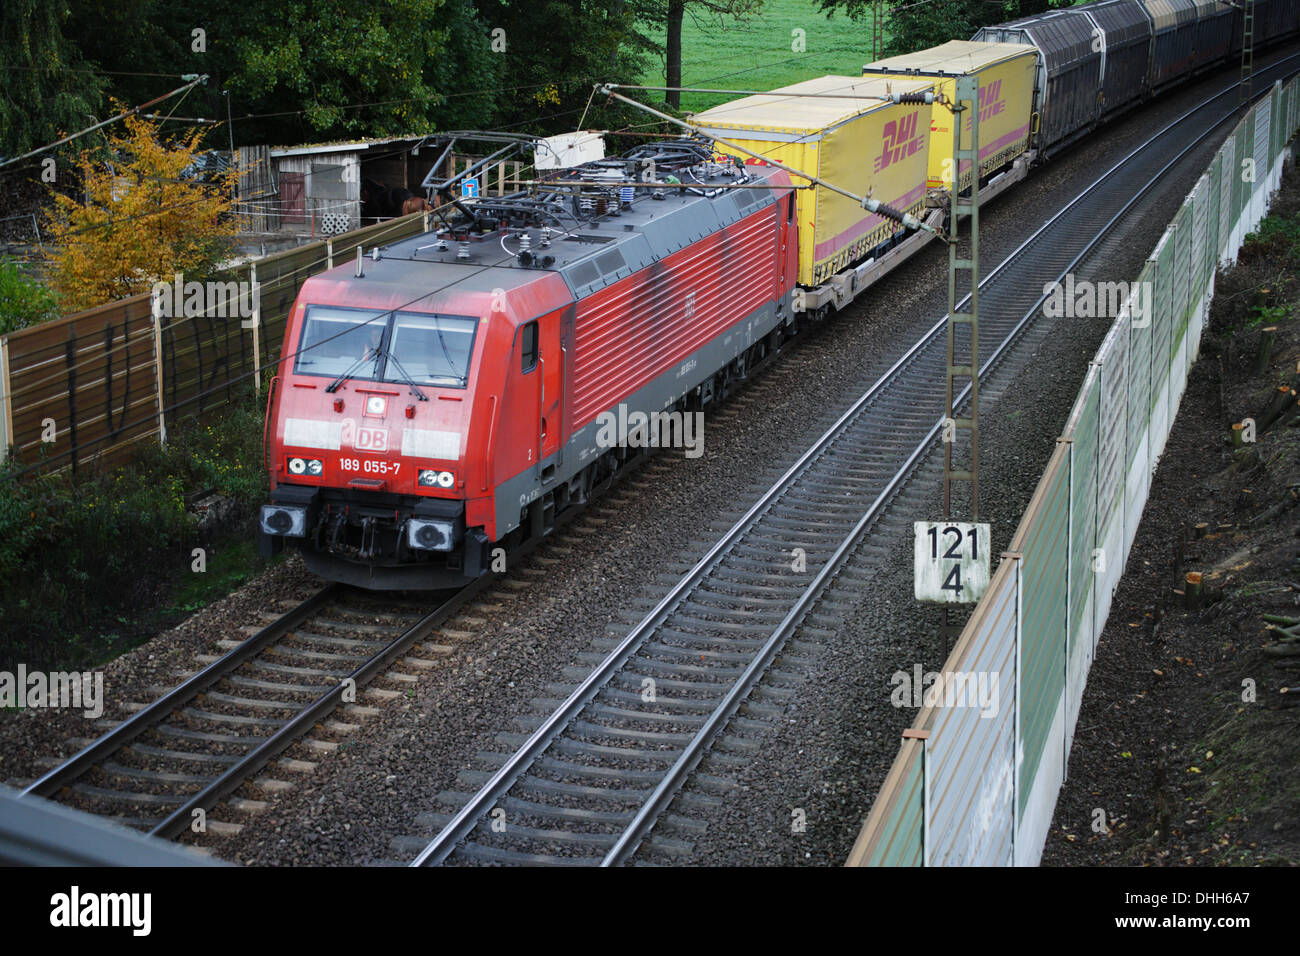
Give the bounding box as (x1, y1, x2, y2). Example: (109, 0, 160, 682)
(514, 321, 542, 476)
(538, 310, 564, 470)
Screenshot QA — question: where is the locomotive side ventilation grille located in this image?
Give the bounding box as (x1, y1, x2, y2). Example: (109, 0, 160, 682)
(569, 261, 600, 288)
(570, 204, 781, 427)
(734, 187, 762, 211)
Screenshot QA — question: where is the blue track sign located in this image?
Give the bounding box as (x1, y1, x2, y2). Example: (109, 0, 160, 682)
(462, 178, 480, 198)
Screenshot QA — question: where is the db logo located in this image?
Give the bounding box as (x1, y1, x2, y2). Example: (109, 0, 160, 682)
(355, 426, 388, 452)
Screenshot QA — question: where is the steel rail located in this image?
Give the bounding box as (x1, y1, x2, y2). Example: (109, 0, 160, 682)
(599, 56, 1288, 865)
(149, 580, 485, 838)
(412, 53, 1299, 867)
(24, 441, 609, 836)
(21, 585, 338, 799)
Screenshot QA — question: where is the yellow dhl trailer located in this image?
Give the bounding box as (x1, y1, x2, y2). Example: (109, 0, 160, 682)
(692, 75, 935, 289)
(862, 41, 1037, 193)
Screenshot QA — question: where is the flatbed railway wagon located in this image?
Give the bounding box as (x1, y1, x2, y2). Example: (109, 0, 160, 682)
(691, 75, 939, 316)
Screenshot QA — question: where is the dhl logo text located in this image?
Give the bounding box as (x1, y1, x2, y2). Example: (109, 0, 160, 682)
(874, 111, 924, 173)
(965, 79, 1006, 131)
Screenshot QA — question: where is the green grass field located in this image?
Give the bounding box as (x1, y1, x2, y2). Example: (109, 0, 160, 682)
(636, 0, 883, 113)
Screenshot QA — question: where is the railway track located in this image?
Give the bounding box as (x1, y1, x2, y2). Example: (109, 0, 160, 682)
(15, 445, 672, 839)
(403, 54, 1300, 867)
(21, 584, 479, 839)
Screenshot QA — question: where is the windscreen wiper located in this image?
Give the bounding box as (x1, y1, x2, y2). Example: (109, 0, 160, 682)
(325, 346, 377, 393)
(431, 319, 463, 383)
(381, 349, 430, 401)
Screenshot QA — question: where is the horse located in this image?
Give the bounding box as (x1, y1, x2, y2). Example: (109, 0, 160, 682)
(361, 179, 434, 219)
(384, 187, 432, 216)
(401, 192, 434, 216)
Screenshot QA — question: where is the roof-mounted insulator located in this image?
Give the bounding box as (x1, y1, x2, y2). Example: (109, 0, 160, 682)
(619, 185, 634, 208)
(457, 241, 470, 260)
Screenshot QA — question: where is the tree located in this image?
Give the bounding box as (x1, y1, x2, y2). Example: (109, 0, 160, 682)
(226, 0, 479, 141)
(49, 0, 656, 147)
(817, 0, 1065, 58)
(425, 0, 508, 132)
(61, 0, 505, 146)
(475, 0, 657, 134)
(44, 113, 236, 312)
(640, 0, 762, 110)
(0, 1, 105, 157)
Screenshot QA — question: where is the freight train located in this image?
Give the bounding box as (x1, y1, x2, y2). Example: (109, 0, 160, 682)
(259, 0, 1299, 589)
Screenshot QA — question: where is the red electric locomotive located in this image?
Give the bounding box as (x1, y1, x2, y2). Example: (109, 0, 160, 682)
(259, 140, 798, 589)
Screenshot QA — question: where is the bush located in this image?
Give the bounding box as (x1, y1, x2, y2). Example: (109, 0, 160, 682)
(0, 258, 58, 334)
(0, 389, 268, 670)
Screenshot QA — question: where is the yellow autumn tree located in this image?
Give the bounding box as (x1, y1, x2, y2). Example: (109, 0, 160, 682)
(45, 112, 236, 313)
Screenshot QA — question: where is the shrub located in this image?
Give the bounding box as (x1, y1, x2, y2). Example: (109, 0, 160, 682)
(0, 388, 268, 670)
(0, 258, 58, 334)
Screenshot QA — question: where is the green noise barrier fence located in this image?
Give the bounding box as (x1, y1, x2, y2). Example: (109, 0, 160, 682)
(849, 77, 1299, 867)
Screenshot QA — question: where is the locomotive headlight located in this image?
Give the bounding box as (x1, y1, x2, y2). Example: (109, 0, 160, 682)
(287, 457, 323, 476)
(366, 396, 387, 416)
(407, 518, 456, 552)
(418, 469, 455, 489)
(259, 504, 307, 538)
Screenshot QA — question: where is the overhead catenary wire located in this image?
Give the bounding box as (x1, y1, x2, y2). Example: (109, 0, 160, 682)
(5, 124, 792, 471)
(0, 75, 209, 173)
(12, 53, 904, 395)
(8, 119, 793, 454)
(5, 33, 951, 434)
(597, 83, 943, 236)
(15, 144, 530, 395)
(10, 72, 905, 408)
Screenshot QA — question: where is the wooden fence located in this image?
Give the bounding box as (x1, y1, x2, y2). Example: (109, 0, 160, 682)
(448, 154, 526, 195)
(0, 212, 433, 476)
(236, 145, 278, 233)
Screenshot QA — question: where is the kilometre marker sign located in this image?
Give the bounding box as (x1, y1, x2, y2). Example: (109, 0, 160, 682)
(913, 521, 991, 604)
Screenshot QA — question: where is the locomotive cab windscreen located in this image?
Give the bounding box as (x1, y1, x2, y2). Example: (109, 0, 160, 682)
(293, 306, 476, 388)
